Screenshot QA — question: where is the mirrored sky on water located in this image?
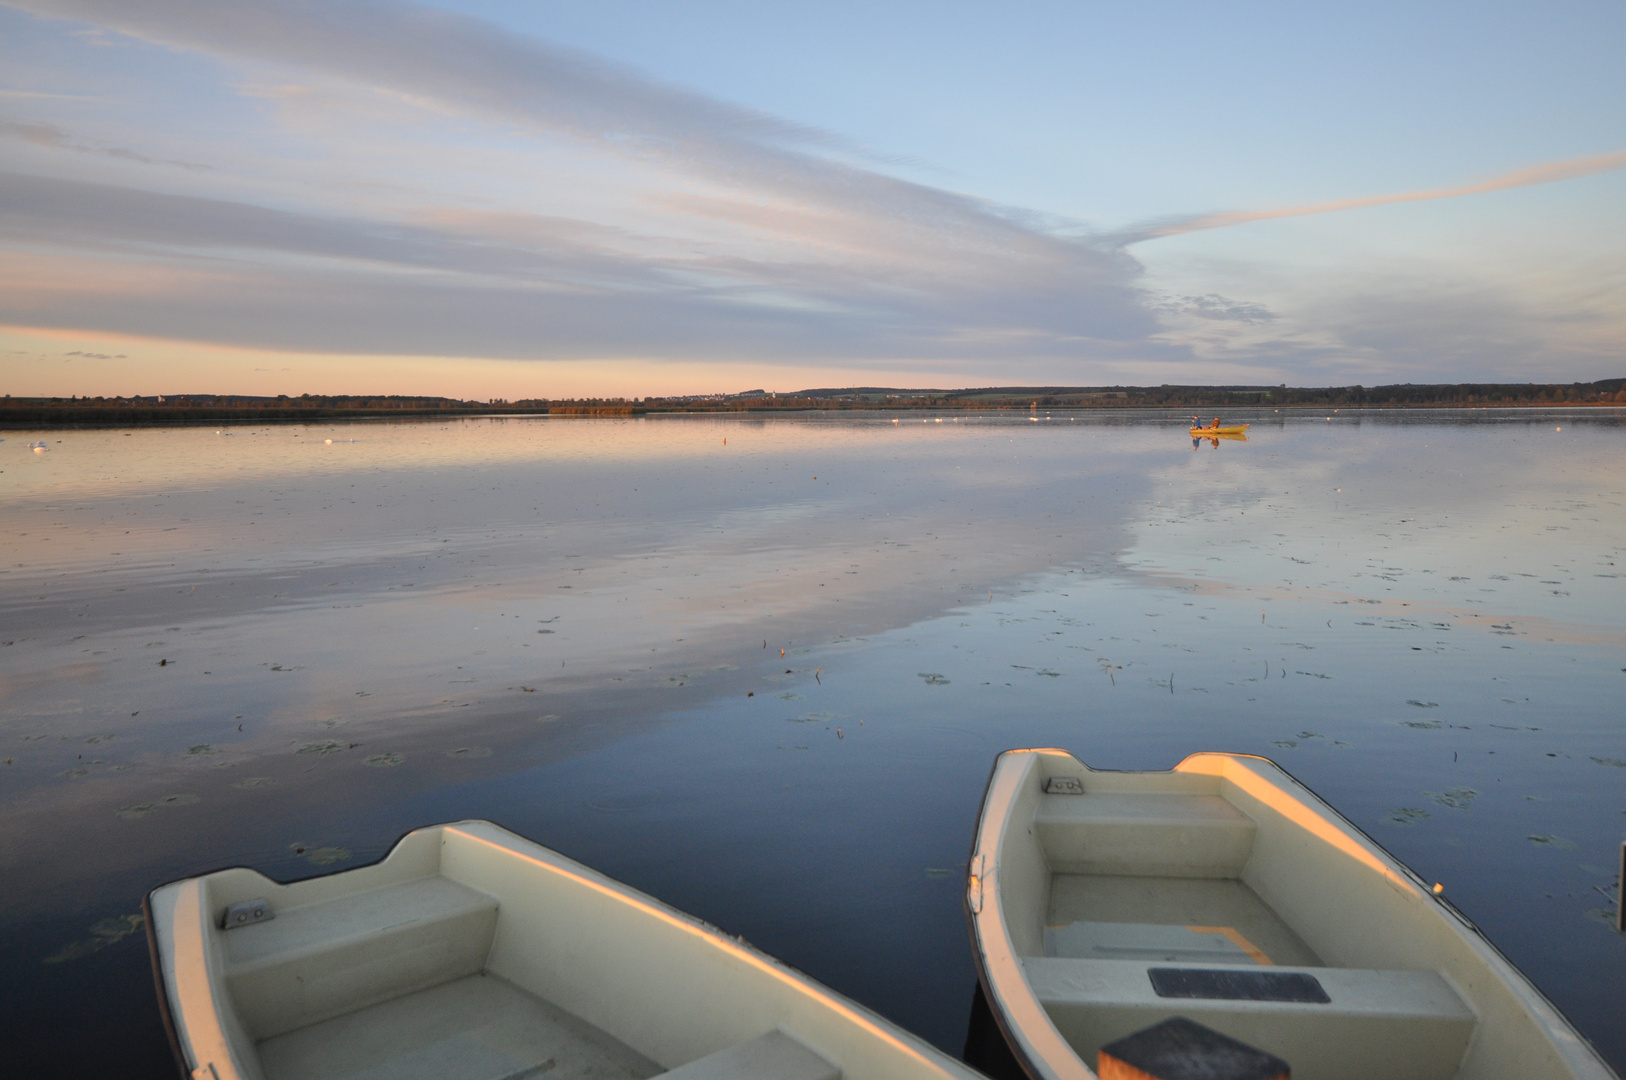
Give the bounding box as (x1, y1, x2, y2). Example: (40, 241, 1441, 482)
(2, 408, 1623, 1074)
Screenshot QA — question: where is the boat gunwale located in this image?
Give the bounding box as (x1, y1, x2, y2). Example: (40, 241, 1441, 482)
(964, 751, 1048, 1080)
(444, 821, 959, 1075)
(142, 890, 190, 1080)
(964, 751, 1093, 1080)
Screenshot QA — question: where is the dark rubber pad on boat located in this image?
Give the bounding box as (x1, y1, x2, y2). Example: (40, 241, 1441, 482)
(1099, 1017, 1288, 1080)
(1148, 967, 1330, 1003)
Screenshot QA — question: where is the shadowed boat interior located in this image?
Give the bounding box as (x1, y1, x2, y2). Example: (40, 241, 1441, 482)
(258, 972, 659, 1080)
(150, 822, 972, 1080)
(968, 750, 1617, 1080)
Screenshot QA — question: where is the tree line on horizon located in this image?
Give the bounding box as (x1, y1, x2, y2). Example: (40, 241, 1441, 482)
(3, 379, 1623, 425)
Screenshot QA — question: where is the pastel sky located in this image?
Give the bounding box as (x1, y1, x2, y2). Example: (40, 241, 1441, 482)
(2, 0, 1623, 397)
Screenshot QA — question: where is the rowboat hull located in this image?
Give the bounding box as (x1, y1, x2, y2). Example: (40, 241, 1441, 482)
(1188, 425, 1250, 436)
(146, 820, 986, 1080)
(965, 750, 1617, 1080)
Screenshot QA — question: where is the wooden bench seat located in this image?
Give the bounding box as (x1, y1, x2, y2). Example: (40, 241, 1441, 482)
(657, 1031, 839, 1080)
(1036, 793, 1257, 877)
(223, 875, 499, 1039)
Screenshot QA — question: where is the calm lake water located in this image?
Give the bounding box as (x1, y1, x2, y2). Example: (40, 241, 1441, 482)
(2, 408, 1623, 1075)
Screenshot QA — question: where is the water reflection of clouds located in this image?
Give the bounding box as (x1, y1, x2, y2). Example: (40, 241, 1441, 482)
(3, 411, 1625, 1075)
(7, 413, 1062, 502)
(0, 414, 1164, 764)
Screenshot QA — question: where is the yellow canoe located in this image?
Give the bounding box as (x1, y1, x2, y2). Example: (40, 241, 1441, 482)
(1189, 424, 1249, 435)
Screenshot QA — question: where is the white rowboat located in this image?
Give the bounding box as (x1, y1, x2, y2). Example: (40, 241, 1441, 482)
(965, 749, 1618, 1080)
(146, 820, 988, 1080)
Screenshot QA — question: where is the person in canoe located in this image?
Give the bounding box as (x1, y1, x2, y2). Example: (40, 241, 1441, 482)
(1210, 417, 1221, 429)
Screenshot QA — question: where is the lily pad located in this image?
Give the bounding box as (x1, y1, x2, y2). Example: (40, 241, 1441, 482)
(116, 793, 198, 820)
(43, 913, 145, 964)
(1527, 834, 1578, 850)
(1425, 787, 1478, 810)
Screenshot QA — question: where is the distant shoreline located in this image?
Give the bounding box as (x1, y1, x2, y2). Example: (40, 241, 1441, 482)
(2, 380, 1622, 428)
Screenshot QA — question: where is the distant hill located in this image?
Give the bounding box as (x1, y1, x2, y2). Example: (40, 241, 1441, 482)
(632, 381, 1626, 411)
(3, 380, 1622, 426)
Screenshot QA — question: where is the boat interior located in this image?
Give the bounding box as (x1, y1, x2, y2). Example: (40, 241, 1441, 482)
(976, 751, 1611, 1080)
(150, 822, 944, 1080)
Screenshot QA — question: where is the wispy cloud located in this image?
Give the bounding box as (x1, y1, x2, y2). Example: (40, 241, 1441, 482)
(1155, 293, 1276, 324)
(0, 89, 102, 100)
(8, 0, 856, 166)
(0, 116, 67, 146)
(1, 0, 1156, 360)
(2, 0, 1622, 390)
(0, 170, 1164, 363)
(0, 115, 209, 169)
(1105, 148, 1626, 247)
(19, 0, 1103, 280)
